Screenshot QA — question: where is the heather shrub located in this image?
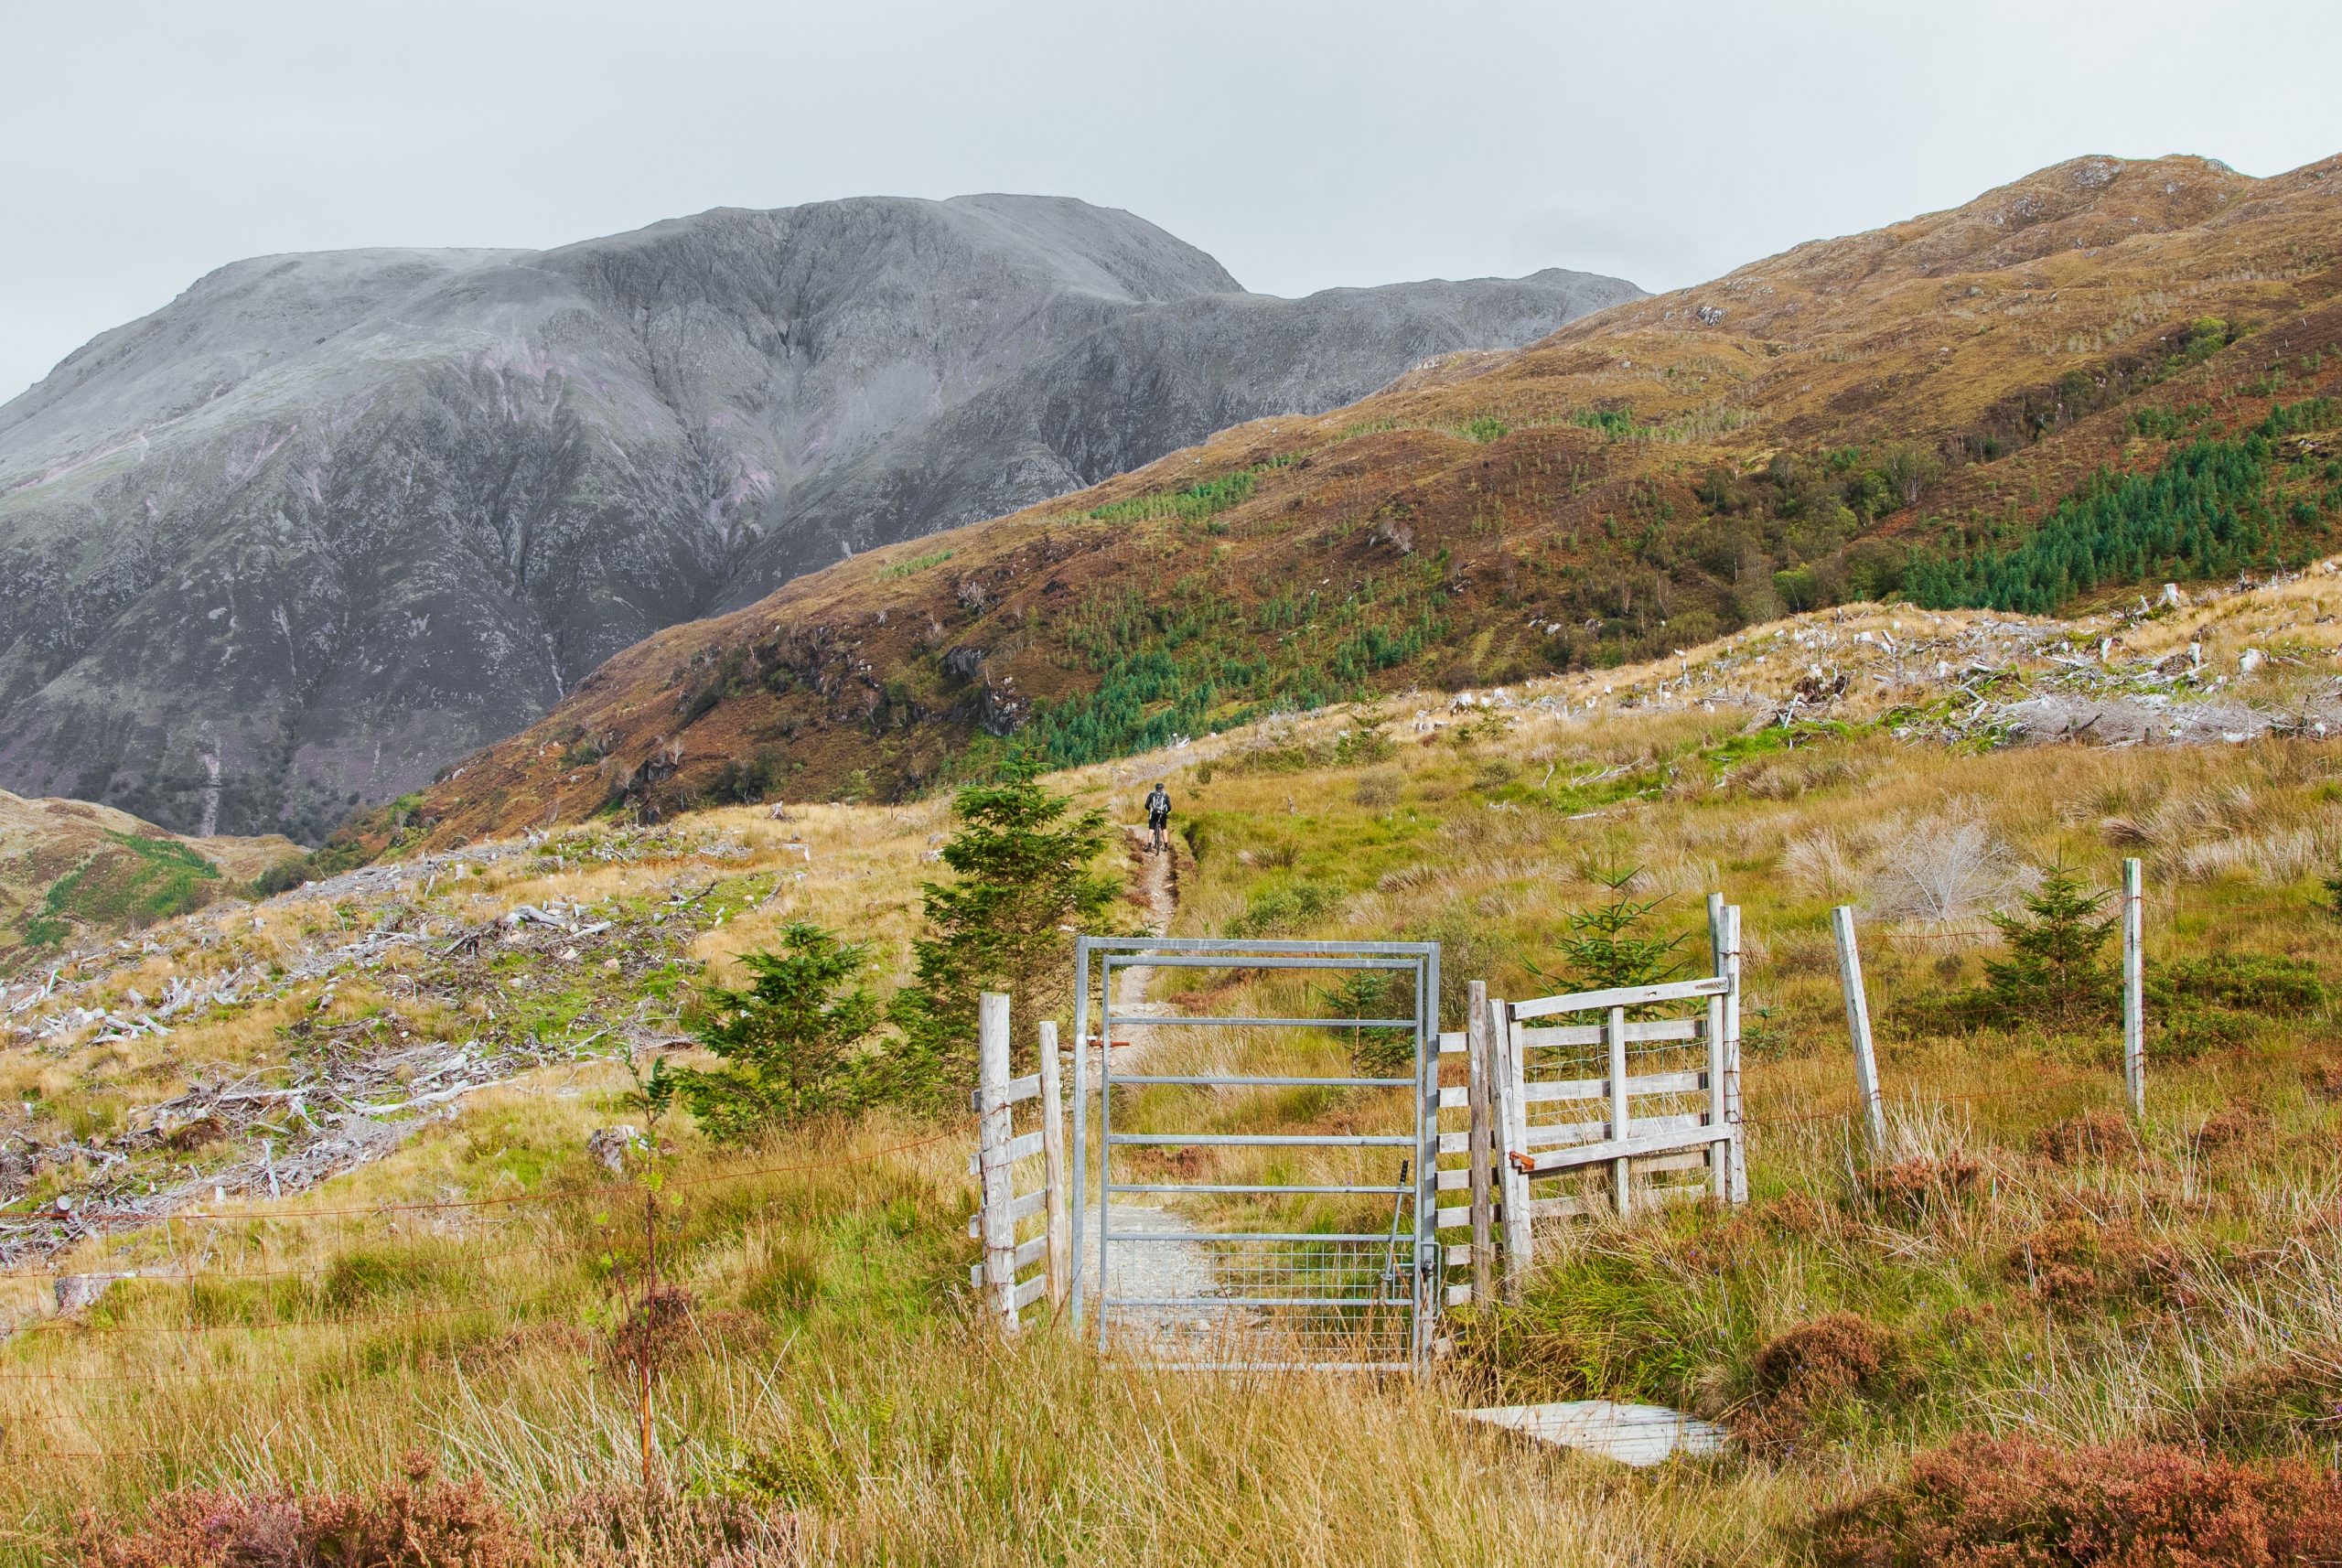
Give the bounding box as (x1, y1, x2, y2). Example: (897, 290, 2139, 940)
(2006, 1217, 2183, 1309)
(1807, 1435, 2342, 1567)
(2195, 1104, 2272, 1155)
(605, 1283, 700, 1379)
(539, 1483, 799, 1566)
(2033, 1111, 2133, 1165)
(71, 1465, 800, 1568)
(2175, 1341, 2342, 1455)
(1735, 1312, 1896, 1451)
(1858, 1152, 1980, 1222)
(76, 1454, 520, 1568)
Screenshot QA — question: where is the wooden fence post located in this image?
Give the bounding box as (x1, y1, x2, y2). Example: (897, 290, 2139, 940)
(976, 991, 1018, 1332)
(1704, 984, 1729, 1202)
(1830, 907, 1886, 1151)
(2122, 857, 2144, 1119)
(1466, 980, 1494, 1304)
(1493, 994, 1532, 1293)
(1605, 1004, 1630, 1219)
(1707, 895, 1747, 1203)
(1038, 1019, 1069, 1310)
(1722, 904, 1747, 1202)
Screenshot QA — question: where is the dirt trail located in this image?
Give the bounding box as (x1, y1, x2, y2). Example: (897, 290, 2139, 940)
(1108, 824, 1179, 1062)
(1084, 824, 1227, 1348)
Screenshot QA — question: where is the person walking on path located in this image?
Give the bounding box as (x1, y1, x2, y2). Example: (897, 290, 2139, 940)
(1144, 780, 1172, 854)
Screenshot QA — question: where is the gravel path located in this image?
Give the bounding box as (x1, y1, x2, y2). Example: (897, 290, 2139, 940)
(1087, 827, 1235, 1353)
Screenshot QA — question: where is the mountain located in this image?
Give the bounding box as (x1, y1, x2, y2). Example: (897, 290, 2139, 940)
(400, 153, 2342, 850)
(0, 198, 1640, 843)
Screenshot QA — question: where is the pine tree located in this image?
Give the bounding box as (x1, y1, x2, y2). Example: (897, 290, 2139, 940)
(657, 922, 881, 1143)
(874, 753, 1116, 1104)
(1977, 863, 2118, 1027)
(1535, 866, 1688, 993)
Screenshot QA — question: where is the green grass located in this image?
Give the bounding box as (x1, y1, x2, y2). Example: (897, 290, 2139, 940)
(27, 830, 220, 946)
(1086, 468, 1259, 524)
(880, 549, 955, 580)
(1573, 407, 1648, 441)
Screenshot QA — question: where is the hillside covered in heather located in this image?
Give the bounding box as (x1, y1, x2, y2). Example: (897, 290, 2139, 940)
(399, 154, 2341, 847)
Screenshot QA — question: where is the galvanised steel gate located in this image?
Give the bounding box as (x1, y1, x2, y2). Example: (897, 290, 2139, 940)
(1069, 937, 1441, 1370)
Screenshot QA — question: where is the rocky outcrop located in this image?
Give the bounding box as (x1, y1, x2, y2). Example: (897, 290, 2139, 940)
(0, 196, 1638, 840)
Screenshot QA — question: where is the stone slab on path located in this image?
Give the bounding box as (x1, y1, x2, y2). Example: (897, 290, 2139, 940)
(1459, 1401, 1728, 1466)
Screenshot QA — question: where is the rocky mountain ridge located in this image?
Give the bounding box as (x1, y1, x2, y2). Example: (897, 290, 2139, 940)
(0, 195, 1638, 842)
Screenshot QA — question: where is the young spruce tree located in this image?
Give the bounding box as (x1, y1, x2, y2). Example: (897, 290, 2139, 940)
(1536, 866, 1688, 993)
(876, 752, 1115, 1105)
(654, 921, 881, 1143)
(1975, 862, 2118, 1028)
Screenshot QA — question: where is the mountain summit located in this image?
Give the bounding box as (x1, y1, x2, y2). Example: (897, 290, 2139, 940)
(0, 196, 1639, 840)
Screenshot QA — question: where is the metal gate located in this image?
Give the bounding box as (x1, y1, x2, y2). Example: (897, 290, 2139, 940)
(1069, 937, 1441, 1370)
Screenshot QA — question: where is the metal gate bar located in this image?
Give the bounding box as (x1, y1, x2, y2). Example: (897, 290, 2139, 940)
(1069, 935, 1440, 1370)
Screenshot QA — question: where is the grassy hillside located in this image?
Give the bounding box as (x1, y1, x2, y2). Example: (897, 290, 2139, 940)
(390, 150, 2342, 850)
(0, 790, 300, 973)
(9, 568, 2342, 1560)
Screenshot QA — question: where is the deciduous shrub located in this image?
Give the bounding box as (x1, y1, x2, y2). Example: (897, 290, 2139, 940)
(2147, 952, 2326, 1058)
(1230, 879, 1341, 937)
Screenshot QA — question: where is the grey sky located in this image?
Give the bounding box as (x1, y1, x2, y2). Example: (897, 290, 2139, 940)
(4, 0, 2337, 400)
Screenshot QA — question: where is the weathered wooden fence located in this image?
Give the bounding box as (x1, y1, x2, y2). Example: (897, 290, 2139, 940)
(968, 992, 1069, 1331)
(1436, 902, 1747, 1305)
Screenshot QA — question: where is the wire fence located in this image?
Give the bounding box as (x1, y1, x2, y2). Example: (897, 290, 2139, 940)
(0, 1122, 974, 1417)
(5, 880, 2326, 1465)
(5, 1119, 972, 1256)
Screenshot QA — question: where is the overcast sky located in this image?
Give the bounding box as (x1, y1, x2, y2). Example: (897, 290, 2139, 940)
(3, 0, 2337, 399)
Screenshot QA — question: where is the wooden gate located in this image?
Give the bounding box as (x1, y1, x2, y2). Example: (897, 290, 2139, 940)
(1437, 900, 1745, 1303)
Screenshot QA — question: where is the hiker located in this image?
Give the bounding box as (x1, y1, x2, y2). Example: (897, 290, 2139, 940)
(1144, 780, 1172, 854)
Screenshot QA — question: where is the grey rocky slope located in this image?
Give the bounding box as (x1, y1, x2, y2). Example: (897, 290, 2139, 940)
(0, 195, 1639, 841)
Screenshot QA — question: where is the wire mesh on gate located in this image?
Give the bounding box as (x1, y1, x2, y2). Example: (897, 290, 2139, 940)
(1070, 939, 1441, 1372)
